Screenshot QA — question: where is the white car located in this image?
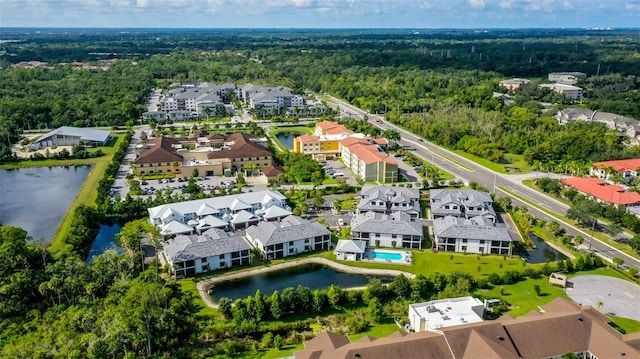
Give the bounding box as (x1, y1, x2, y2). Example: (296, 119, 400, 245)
(338, 218, 345, 226)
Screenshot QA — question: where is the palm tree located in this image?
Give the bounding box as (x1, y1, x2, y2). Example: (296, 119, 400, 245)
(596, 300, 604, 310)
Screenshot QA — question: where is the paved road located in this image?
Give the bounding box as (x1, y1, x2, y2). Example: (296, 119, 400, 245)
(324, 94, 640, 272)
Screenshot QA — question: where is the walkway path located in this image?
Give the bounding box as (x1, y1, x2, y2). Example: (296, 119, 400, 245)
(196, 257, 415, 308)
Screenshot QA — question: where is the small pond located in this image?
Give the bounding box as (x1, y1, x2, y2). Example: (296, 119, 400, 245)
(0, 165, 91, 242)
(210, 263, 393, 302)
(86, 224, 123, 263)
(274, 132, 302, 150)
(521, 233, 568, 264)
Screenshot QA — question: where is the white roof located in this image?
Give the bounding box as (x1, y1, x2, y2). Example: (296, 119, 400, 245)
(160, 221, 193, 236)
(38, 126, 111, 143)
(148, 190, 286, 220)
(409, 296, 484, 332)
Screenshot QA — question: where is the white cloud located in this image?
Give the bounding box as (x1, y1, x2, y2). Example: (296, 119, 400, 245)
(468, 0, 486, 9)
(598, 2, 607, 8)
(562, 1, 574, 9)
(626, 3, 640, 11)
(499, 0, 516, 9)
(524, 0, 555, 12)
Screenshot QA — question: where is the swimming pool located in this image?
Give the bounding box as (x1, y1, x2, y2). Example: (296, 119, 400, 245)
(370, 251, 403, 261)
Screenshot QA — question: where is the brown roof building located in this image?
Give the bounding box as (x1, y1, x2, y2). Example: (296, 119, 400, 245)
(133, 133, 274, 177)
(294, 298, 640, 359)
(133, 136, 184, 176)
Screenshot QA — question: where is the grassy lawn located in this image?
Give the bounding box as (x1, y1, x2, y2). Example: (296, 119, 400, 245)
(451, 150, 533, 174)
(316, 248, 533, 278)
(475, 267, 633, 317)
(349, 318, 402, 341)
(609, 316, 640, 334)
(475, 275, 568, 316)
(177, 279, 220, 317)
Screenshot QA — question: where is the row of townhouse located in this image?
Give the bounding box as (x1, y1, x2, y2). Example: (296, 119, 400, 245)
(556, 108, 640, 144)
(132, 132, 274, 177)
(294, 121, 398, 183)
(151, 190, 332, 276)
(429, 189, 514, 255)
(148, 82, 326, 120)
(338, 186, 515, 259)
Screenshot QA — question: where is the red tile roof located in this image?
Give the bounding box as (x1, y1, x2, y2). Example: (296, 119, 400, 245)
(592, 159, 640, 173)
(315, 121, 351, 135)
(340, 138, 397, 165)
(562, 177, 640, 205)
(295, 134, 319, 143)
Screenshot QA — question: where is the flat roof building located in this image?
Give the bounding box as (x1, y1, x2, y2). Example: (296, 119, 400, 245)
(30, 126, 111, 149)
(408, 296, 485, 333)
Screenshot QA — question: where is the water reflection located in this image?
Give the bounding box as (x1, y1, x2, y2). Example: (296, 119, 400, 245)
(523, 232, 568, 263)
(0, 166, 91, 242)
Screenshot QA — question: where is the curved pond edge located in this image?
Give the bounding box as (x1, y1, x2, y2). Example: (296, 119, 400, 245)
(196, 257, 415, 308)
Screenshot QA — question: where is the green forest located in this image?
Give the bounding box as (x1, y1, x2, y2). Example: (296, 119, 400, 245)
(1, 28, 640, 358)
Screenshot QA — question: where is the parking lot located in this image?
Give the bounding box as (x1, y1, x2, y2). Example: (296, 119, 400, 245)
(566, 274, 640, 321)
(136, 175, 268, 199)
(323, 159, 358, 185)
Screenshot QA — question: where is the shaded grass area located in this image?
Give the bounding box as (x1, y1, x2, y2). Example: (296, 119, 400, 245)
(451, 149, 533, 174)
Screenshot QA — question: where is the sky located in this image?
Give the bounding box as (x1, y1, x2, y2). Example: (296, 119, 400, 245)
(1, 0, 639, 28)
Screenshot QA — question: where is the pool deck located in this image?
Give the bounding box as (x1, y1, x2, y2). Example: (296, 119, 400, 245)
(196, 257, 415, 308)
(365, 249, 413, 265)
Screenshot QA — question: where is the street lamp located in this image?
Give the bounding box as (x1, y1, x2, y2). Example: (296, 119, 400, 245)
(589, 216, 597, 251)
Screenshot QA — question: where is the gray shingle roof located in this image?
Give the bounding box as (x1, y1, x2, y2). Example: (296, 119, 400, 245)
(430, 189, 495, 218)
(357, 185, 420, 214)
(335, 240, 367, 254)
(246, 215, 331, 246)
(351, 211, 423, 236)
(433, 216, 512, 242)
(164, 228, 251, 263)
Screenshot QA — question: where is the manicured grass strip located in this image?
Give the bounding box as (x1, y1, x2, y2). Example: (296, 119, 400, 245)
(49, 134, 124, 252)
(609, 316, 640, 334)
(450, 149, 533, 174)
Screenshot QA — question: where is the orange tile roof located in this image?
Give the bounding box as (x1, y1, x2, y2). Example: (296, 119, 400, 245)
(295, 134, 319, 143)
(562, 177, 640, 205)
(592, 159, 640, 173)
(341, 139, 397, 165)
(315, 121, 351, 135)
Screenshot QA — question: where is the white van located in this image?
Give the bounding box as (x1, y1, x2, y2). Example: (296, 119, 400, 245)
(332, 172, 345, 178)
(338, 218, 345, 226)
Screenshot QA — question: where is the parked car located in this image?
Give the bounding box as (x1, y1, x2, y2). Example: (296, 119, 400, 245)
(338, 218, 345, 226)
